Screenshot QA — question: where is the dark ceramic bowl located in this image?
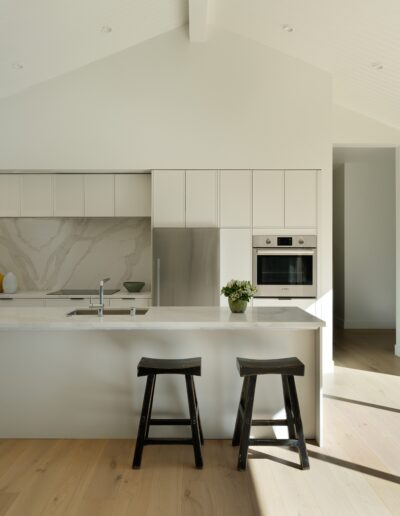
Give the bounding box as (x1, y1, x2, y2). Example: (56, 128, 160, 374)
(123, 281, 145, 293)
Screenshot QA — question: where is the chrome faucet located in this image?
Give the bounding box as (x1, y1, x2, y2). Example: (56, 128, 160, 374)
(89, 277, 110, 317)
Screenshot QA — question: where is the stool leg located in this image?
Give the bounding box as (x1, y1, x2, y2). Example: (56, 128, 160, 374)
(192, 377, 204, 445)
(232, 376, 249, 446)
(132, 374, 156, 469)
(282, 375, 296, 440)
(185, 375, 203, 469)
(145, 375, 156, 439)
(287, 375, 310, 470)
(237, 376, 257, 471)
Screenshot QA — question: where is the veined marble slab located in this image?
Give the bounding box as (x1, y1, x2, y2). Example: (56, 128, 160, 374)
(0, 306, 325, 331)
(0, 217, 151, 291)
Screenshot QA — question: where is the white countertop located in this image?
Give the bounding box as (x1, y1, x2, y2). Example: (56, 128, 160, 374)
(0, 290, 152, 299)
(0, 306, 325, 331)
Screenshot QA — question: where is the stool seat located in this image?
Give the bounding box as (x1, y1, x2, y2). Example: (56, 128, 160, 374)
(236, 357, 304, 377)
(138, 357, 201, 377)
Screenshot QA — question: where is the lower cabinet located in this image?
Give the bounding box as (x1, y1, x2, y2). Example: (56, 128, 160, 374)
(252, 297, 317, 316)
(0, 298, 45, 307)
(109, 298, 151, 308)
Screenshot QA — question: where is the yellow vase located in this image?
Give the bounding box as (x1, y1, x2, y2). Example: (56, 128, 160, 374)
(0, 272, 3, 293)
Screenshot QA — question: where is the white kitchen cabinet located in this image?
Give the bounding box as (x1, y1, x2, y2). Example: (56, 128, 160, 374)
(220, 170, 252, 228)
(84, 174, 115, 217)
(285, 170, 317, 228)
(109, 298, 151, 308)
(0, 175, 20, 216)
(185, 170, 218, 227)
(53, 174, 84, 217)
(44, 298, 90, 308)
(219, 229, 252, 307)
(115, 174, 151, 217)
(20, 174, 53, 217)
(252, 297, 316, 316)
(0, 298, 44, 307)
(252, 170, 284, 228)
(152, 170, 185, 227)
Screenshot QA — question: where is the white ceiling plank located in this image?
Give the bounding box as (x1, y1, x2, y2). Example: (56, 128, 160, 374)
(189, 0, 209, 42)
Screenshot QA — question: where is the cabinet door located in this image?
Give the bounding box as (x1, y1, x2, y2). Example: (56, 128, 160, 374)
(0, 175, 20, 216)
(219, 229, 252, 307)
(44, 298, 90, 307)
(115, 174, 151, 217)
(152, 170, 185, 227)
(185, 170, 218, 227)
(20, 174, 53, 217)
(253, 170, 284, 227)
(220, 170, 252, 227)
(285, 170, 317, 228)
(84, 174, 115, 217)
(53, 175, 84, 217)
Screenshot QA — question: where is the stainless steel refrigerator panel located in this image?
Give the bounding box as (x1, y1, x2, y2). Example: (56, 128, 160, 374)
(152, 228, 220, 306)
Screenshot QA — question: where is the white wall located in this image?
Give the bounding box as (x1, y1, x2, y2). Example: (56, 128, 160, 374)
(0, 26, 333, 369)
(333, 149, 396, 329)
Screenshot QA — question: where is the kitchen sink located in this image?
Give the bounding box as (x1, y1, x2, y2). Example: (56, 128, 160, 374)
(66, 308, 149, 317)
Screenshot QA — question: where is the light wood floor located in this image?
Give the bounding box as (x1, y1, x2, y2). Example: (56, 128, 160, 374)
(0, 332, 399, 516)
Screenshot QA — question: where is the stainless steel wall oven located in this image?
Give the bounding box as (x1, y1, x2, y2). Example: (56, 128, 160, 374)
(252, 235, 317, 298)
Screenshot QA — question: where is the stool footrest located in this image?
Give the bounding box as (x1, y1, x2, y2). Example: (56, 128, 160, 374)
(145, 438, 193, 446)
(251, 419, 288, 426)
(249, 438, 299, 447)
(150, 418, 191, 426)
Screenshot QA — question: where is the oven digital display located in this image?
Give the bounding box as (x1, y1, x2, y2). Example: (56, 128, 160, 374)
(277, 237, 292, 246)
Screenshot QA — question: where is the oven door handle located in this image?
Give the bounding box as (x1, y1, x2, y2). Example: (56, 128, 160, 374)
(256, 250, 315, 256)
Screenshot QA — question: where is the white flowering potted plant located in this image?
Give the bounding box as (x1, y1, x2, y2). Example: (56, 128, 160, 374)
(221, 279, 257, 313)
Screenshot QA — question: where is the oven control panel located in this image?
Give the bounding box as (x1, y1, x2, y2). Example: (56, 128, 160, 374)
(252, 235, 317, 248)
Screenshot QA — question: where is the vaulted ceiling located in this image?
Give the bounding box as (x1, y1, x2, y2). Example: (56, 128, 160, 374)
(1, 0, 400, 128)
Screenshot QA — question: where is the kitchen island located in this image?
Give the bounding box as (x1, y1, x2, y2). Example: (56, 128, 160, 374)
(0, 306, 325, 443)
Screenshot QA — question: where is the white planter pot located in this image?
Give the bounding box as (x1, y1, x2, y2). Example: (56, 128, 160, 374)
(3, 272, 18, 294)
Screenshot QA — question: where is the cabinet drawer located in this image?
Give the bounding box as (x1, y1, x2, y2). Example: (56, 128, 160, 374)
(44, 298, 91, 308)
(0, 298, 45, 307)
(109, 298, 151, 308)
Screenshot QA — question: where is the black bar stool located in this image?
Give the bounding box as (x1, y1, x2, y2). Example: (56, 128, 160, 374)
(232, 356, 310, 471)
(132, 357, 204, 469)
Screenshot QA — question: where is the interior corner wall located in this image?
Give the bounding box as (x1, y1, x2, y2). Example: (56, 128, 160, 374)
(334, 150, 396, 329)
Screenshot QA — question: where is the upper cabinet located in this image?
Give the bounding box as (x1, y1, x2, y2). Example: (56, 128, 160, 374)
(84, 174, 115, 217)
(21, 174, 53, 217)
(220, 170, 252, 228)
(0, 175, 20, 216)
(54, 174, 84, 217)
(253, 170, 284, 228)
(152, 170, 185, 227)
(115, 174, 151, 217)
(285, 170, 317, 228)
(185, 170, 218, 227)
(0, 173, 151, 218)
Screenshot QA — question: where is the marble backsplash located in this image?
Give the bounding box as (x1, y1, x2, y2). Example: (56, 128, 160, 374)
(0, 218, 151, 292)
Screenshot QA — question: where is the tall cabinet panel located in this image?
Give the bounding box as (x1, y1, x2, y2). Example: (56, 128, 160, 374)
(185, 170, 218, 227)
(285, 170, 317, 227)
(152, 170, 185, 227)
(20, 174, 53, 217)
(53, 174, 84, 216)
(219, 228, 252, 306)
(0, 175, 20, 216)
(252, 170, 284, 227)
(220, 170, 252, 227)
(84, 174, 115, 217)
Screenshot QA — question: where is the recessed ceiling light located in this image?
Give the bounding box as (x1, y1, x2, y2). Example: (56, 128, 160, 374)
(101, 25, 112, 33)
(282, 24, 294, 33)
(371, 61, 383, 70)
